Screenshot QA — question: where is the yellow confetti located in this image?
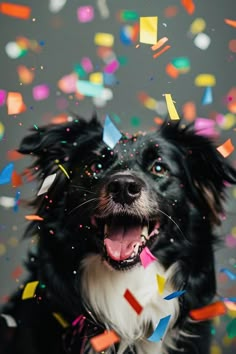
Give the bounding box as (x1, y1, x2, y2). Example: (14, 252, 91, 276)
(94, 33, 114, 47)
(194, 74, 216, 87)
(190, 18, 206, 34)
(58, 164, 70, 179)
(22, 280, 39, 300)
(0, 243, 6, 256)
(163, 94, 180, 120)
(156, 274, 166, 295)
(210, 344, 222, 354)
(52, 312, 69, 328)
(144, 97, 157, 110)
(89, 72, 103, 84)
(139, 17, 158, 44)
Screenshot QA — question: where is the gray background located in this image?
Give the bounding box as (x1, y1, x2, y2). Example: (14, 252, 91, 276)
(0, 0, 236, 352)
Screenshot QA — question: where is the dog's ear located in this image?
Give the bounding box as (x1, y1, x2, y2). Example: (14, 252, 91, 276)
(161, 122, 236, 225)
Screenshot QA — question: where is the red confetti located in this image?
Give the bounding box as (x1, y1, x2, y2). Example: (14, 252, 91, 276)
(181, 0, 195, 15)
(189, 301, 226, 320)
(123, 289, 143, 315)
(0, 2, 31, 20)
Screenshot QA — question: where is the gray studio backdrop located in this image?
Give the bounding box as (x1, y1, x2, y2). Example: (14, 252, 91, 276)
(0, 0, 236, 353)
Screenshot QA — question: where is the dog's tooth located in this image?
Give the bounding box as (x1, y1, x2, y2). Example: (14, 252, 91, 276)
(141, 235, 146, 244)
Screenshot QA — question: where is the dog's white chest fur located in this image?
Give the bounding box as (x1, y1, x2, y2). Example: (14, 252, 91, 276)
(80, 254, 179, 354)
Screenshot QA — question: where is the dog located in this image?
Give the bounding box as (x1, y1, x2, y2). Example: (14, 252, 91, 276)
(1, 115, 236, 354)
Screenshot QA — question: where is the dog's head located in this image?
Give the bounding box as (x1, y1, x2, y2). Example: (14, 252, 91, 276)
(19, 116, 236, 276)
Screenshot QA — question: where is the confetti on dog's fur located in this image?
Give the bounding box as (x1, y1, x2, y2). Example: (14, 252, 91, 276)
(148, 315, 171, 342)
(189, 301, 226, 320)
(22, 281, 39, 300)
(90, 330, 120, 352)
(37, 173, 57, 196)
(1, 314, 17, 327)
(123, 289, 143, 315)
(216, 139, 235, 158)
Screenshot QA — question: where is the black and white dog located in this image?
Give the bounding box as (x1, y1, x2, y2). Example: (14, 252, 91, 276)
(1, 116, 235, 354)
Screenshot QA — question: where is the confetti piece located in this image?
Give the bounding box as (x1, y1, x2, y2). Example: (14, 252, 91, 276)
(140, 247, 157, 268)
(5, 41, 25, 59)
(0, 89, 7, 105)
(118, 10, 139, 22)
(153, 45, 171, 59)
(189, 301, 226, 320)
(224, 301, 236, 311)
(166, 63, 179, 79)
(49, 0, 67, 13)
(58, 73, 77, 94)
(164, 290, 186, 300)
(7, 149, 24, 161)
(77, 6, 94, 23)
(181, 0, 195, 15)
(123, 289, 143, 315)
(120, 23, 139, 45)
(0, 2, 31, 20)
(139, 17, 158, 45)
(194, 33, 211, 50)
(0, 121, 5, 141)
(201, 86, 213, 105)
(13, 190, 21, 212)
(1, 314, 17, 327)
(229, 39, 236, 53)
(81, 57, 93, 73)
(194, 118, 218, 137)
(37, 173, 57, 196)
(164, 6, 179, 18)
(76, 80, 103, 97)
(32, 84, 50, 101)
(164, 94, 180, 120)
(89, 72, 103, 85)
(190, 18, 206, 34)
(11, 170, 23, 188)
(219, 268, 236, 280)
(156, 274, 166, 295)
(58, 164, 70, 179)
(0, 196, 15, 208)
(17, 65, 34, 84)
(104, 59, 119, 74)
(148, 315, 171, 342)
(52, 312, 69, 328)
(90, 330, 120, 352)
(7, 92, 26, 115)
(22, 281, 39, 300)
(103, 115, 122, 149)
(195, 74, 216, 87)
(171, 57, 190, 72)
(224, 18, 236, 28)
(25, 215, 44, 221)
(94, 33, 114, 47)
(227, 318, 236, 338)
(151, 37, 169, 51)
(0, 163, 14, 185)
(216, 139, 235, 158)
(182, 101, 196, 121)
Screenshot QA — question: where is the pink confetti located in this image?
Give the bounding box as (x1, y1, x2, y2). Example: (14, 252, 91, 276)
(104, 59, 120, 74)
(0, 89, 6, 106)
(77, 6, 94, 23)
(225, 235, 236, 248)
(194, 118, 218, 137)
(81, 57, 93, 73)
(140, 247, 157, 268)
(58, 73, 77, 94)
(32, 84, 50, 101)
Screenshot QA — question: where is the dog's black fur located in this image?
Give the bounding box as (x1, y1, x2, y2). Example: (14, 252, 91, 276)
(1, 115, 236, 354)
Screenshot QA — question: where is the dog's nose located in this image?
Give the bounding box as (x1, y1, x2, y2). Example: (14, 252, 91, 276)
(107, 175, 143, 204)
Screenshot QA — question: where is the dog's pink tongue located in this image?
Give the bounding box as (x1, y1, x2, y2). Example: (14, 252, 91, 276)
(104, 224, 142, 261)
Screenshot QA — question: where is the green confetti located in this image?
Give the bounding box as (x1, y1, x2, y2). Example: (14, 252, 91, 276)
(226, 318, 236, 338)
(130, 116, 141, 127)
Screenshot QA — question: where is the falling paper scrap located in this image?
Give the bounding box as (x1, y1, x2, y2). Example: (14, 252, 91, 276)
(156, 274, 166, 295)
(0, 163, 14, 185)
(123, 289, 143, 315)
(189, 301, 226, 320)
(25, 215, 44, 221)
(1, 314, 17, 327)
(163, 94, 180, 120)
(164, 290, 186, 300)
(52, 312, 69, 328)
(216, 139, 235, 158)
(90, 330, 120, 352)
(139, 17, 158, 45)
(37, 173, 57, 196)
(148, 315, 171, 342)
(76, 80, 103, 97)
(22, 281, 39, 300)
(103, 115, 122, 149)
(7, 92, 26, 115)
(201, 86, 213, 105)
(219, 268, 236, 280)
(140, 247, 157, 268)
(0, 2, 31, 19)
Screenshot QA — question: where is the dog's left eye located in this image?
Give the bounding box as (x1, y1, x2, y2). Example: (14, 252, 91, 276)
(150, 161, 168, 177)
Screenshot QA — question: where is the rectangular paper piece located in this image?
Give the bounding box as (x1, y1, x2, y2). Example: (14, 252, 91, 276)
(189, 301, 226, 320)
(1, 314, 17, 327)
(139, 17, 158, 44)
(22, 280, 39, 300)
(148, 315, 171, 342)
(76, 80, 103, 97)
(90, 330, 120, 352)
(216, 139, 235, 158)
(164, 94, 180, 120)
(123, 289, 143, 315)
(164, 290, 186, 300)
(140, 247, 157, 268)
(37, 173, 57, 195)
(103, 115, 122, 149)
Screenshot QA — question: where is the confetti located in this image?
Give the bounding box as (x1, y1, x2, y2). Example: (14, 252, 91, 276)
(76, 80, 103, 97)
(194, 33, 211, 50)
(123, 289, 143, 315)
(90, 330, 120, 352)
(216, 139, 235, 158)
(17, 65, 34, 84)
(139, 17, 158, 45)
(166, 63, 179, 79)
(94, 33, 114, 47)
(11, 170, 23, 188)
(37, 173, 57, 195)
(77, 6, 94, 23)
(81, 57, 93, 73)
(22, 281, 39, 300)
(103, 115, 122, 149)
(7, 149, 24, 161)
(201, 86, 213, 105)
(189, 301, 226, 320)
(0, 121, 5, 141)
(97, 0, 109, 19)
(5, 41, 25, 59)
(49, 0, 67, 13)
(229, 39, 236, 53)
(140, 247, 157, 268)
(182, 101, 196, 121)
(13, 190, 21, 212)
(156, 274, 166, 295)
(224, 18, 236, 28)
(58, 164, 70, 179)
(194, 118, 218, 137)
(171, 57, 190, 72)
(148, 315, 171, 342)
(195, 74, 216, 87)
(152, 45, 171, 59)
(164, 290, 186, 300)
(52, 312, 69, 328)
(104, 59, 119, 74)
(0, 2, 31, 20)
(58, 73, 77, 94)
(120, 23, 139, 45)
(89, 72, 103, 85)
(1, 314, 17, 327)
(164, 94, 180, 120)
(181, 0, 195, 15)
(0, 196, 15, 208)
(226, 318, 236, 338)
(32, 84, 50, 101)
(25, 215, 44, 221)
(219, 268, 236, 280)
(7, 92, 26, 115)
(151, 37, 169, 51)
(0, 163, 14, 185)
(0, 89, 7, 105)
(118, 10, 139, 22)
(190, 18, 206, 34)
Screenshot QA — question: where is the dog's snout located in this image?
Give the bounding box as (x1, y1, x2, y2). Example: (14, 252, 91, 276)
(107, 174, 143, 204)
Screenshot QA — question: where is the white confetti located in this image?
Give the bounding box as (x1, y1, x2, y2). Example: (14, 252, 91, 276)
(49, 0, 67, 13)
(194, 33, 211, 50)
(37, 173, 57, 196)
(0, 196, 15, 208)
(1, 314, 17, 327)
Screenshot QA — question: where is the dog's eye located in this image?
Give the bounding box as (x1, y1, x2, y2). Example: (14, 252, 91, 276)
(150, 161, 168, 177)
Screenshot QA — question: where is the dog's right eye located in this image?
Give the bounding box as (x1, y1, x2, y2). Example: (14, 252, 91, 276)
(149, 161, 169, 178)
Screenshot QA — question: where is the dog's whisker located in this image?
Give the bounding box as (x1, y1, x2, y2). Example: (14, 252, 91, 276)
(67, 198, 99, 216)
(70, 185, 96, 194)
(155, 208, 188, 241)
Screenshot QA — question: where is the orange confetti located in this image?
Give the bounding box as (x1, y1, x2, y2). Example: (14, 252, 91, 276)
(17, 65, 34, 84)
(153, 45, 171, 59)
(182, 101, 196, 121)
(25, 215, 44, 221)
(0, 2, 31, 20)
(90, 330, 120, 352)
(216, 139, 235, 158)
(50, 114, 68, 124)
(7, 150, 24, 161)
(166, 63, 179, 79)
(7, 92, 26, 115)
(154, 117, 164, 125)
(164, 6, 179, 18)
(224, 18, 236, 28)
(11, 170, 23, 188)
(151, 37, 169, 51)
(181, 0, 195, 15)
(189, 301, 226, 320)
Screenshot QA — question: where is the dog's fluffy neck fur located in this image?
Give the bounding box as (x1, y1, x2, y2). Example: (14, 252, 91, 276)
(80, 254, 179, 354)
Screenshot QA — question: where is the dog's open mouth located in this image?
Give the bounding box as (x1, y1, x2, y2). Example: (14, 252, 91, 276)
(93, 215, 160, 270)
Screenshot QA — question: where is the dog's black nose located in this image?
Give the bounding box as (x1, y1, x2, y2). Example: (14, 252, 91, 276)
(107, 174, 143, 204)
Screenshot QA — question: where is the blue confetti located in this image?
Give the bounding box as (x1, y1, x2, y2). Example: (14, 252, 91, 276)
(201, 86, 213, 105)
(0, 163, 14, 185)
(103, 115, 122, 149)
(219, 268, 236, 280)
(164, 290, 186, 300)
(148, 315, 171, 342)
